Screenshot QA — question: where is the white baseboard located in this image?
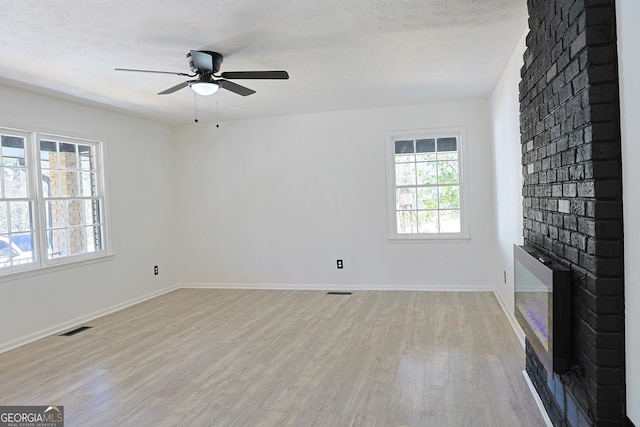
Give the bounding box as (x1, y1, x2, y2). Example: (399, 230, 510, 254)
(523, 370, 553, 427)
(493, 288, 525, 348)
(179, 282, 495, 292)
(0, 284, 179, 354)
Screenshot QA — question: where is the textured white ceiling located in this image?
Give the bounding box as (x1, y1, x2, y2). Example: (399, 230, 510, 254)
(0, 0, 527, 125)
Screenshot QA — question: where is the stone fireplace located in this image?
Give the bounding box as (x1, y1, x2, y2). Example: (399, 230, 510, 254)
(519, 0, 625, 425)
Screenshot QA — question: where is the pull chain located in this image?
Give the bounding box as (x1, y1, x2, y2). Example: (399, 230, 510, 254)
(194, 92, 199, 123)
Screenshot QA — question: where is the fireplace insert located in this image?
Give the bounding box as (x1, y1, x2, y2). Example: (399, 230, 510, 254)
(514, 244, 572, 374)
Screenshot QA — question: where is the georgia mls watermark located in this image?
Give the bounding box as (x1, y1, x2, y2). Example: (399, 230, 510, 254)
(0, 406, 63, 427)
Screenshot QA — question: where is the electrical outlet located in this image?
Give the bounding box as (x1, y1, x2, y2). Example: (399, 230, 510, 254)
(337, 260, 343, 269)
(154, 265, 159, 276)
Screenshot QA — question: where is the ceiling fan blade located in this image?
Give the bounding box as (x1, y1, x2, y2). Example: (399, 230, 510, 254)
(220, 70, 289, 80)
(217, 79, 256, 96)
(115, 68, 193, 77)
(158, 81, 190, 95)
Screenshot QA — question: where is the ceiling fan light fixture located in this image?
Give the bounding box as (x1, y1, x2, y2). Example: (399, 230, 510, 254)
(190, 81, 220, 96)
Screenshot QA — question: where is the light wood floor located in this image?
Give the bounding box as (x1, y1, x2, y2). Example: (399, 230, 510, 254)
(0, 289, 545, 426)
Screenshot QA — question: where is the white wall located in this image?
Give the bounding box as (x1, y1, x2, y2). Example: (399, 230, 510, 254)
(173, 100, 497, 290)
(489, 30, 527, 334)
(0, 85, 178, 351)
(617, 0, 640, 422)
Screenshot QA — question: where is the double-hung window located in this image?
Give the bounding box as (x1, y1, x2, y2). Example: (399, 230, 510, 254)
(0, 129, 34, 268)
(1, 126, 107, 274)
(387, 128, 468, 240)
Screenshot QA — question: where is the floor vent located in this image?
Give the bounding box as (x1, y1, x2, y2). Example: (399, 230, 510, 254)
(60, 326, 92, 337)
(326, 291, 352, 295)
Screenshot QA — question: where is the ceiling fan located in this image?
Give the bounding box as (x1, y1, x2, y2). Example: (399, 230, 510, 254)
(116, 50, 289, 97)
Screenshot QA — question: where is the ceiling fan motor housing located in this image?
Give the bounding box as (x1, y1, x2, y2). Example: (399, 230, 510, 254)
(187, 51, 223, 74)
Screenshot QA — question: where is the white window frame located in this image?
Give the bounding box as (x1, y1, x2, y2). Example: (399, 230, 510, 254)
(386, 127, 469, 241)
(0, 128, 37, 274)
(0, 125, 110, 278)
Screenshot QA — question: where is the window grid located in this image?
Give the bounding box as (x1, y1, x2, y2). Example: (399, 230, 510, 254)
(0, 130, 35, 268)
(40, 138, 104, 260)
(390, 133, 464, 238)
(0, 127, 107, 274)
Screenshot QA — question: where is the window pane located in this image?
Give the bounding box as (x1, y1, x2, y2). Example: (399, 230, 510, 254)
(396, 188, 416, 211)
(11, 232, 34, 253)
(0, 237, 32, 267)
(397, 211, 417, 234)
(2, 136, 25, 167)
(437, 151, 457, 161)
(78, 145, 94, 171)
(49, 228, 68, 258)
(47, 200, 66, 228)
(0, 233, 35, 267)
(68, 227, 87, 256)
(0, 237, 13, 267)
(395, 140, 414, 154)
(42, 170, 58, 197)
(84, 199, 101, 226)
(10, 201, 32, 232)
(395, 163, 416, 186)
(3, 168, 28, 198)
(416, 152, 436, 162)
(80, 172, 95, 197)
(416, 162, 437, 185)
(53, 144, 78, 170)
(438, 185, 460, 209)
(439, 210, 461, 233)
(56, 171, 79, 197)
(40, 140, 57, 169)
(437, 161, 459, 184)
(416, 138, 435, 153)
(437, 137, 457, 152)
(0, 203, 7, 233)
(395, 154, 415, 163)
(85, 225, 103, 253)
(67, 200, 83, 226)
(417, 187, 438, 210)
(418, 211, 438, 233)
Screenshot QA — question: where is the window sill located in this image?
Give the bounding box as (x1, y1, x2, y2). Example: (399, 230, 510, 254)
(388, 235, 470, 243)
(0, 253, 114, 283)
